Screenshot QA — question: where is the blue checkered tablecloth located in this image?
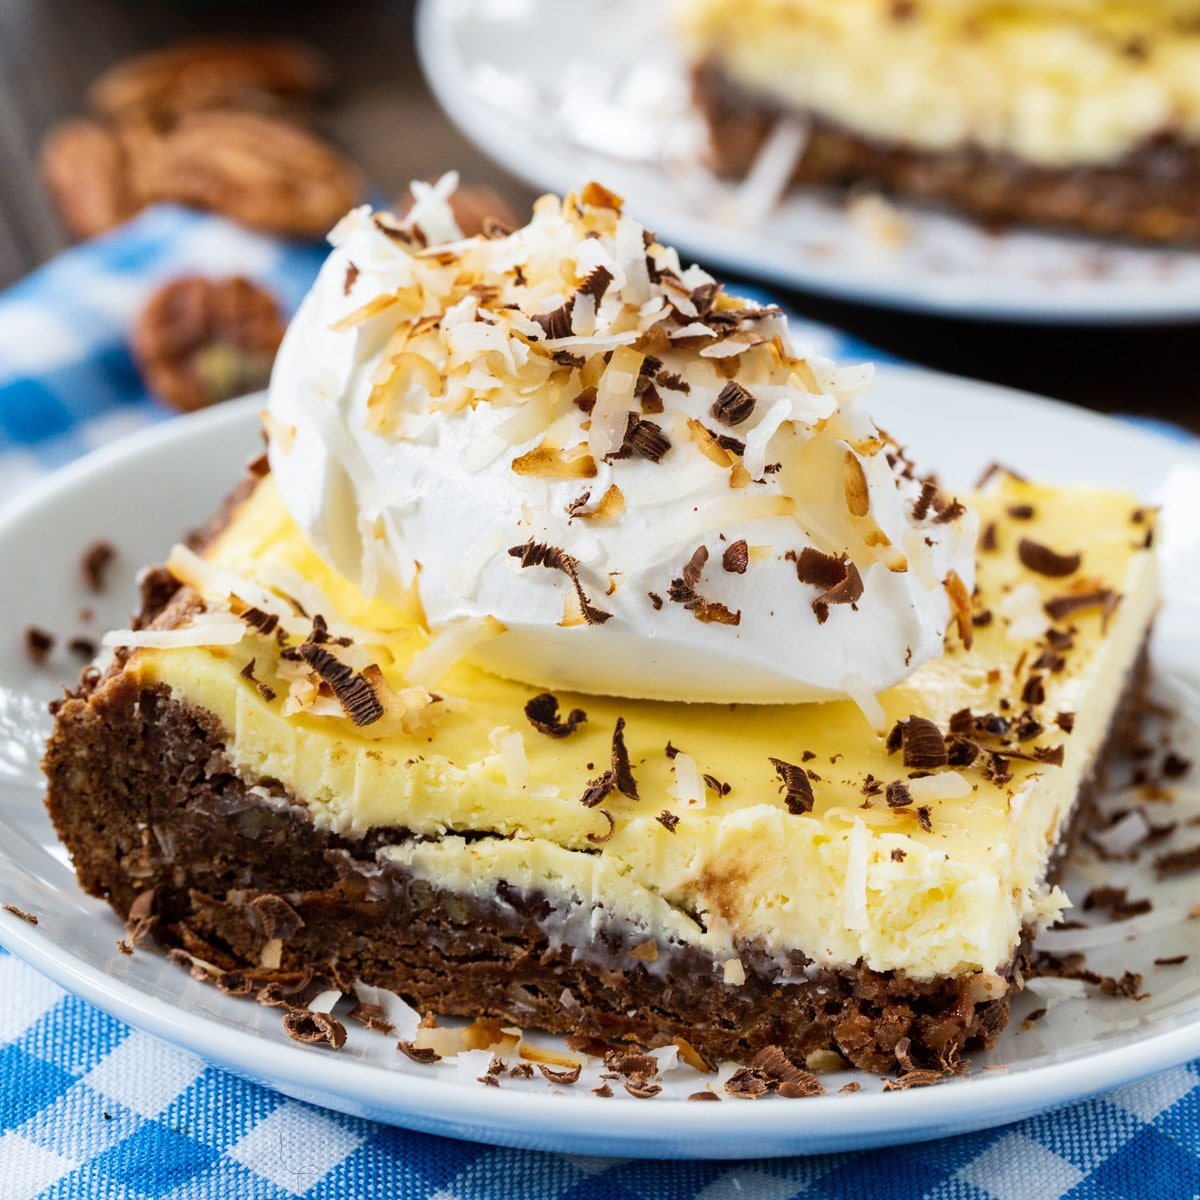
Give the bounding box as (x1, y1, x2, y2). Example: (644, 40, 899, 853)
(2, 205, 1199, 1200)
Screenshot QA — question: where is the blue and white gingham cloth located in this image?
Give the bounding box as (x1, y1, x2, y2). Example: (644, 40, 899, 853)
(2, 206, 1200, 1200)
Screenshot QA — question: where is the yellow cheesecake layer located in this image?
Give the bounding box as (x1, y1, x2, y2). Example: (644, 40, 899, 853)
(127, 474, 1157, 981)
(679, 0, 1200, 167)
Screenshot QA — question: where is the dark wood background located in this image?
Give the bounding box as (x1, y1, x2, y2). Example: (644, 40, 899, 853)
(3, 0, 1199, 431)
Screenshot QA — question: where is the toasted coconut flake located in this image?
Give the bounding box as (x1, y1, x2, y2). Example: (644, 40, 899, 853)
(723, 958, 746, 986)
(842, 451, 870, 518)
(944, 570, 974, 649)
(907, 772, 971, 802)
(102, 615, 246, 650)
(511, 440, 597, 479)
(742, 397, 791, 480)
(261, 409, 297, 452)
(407, 615, 505, 686)
(671, 752, 706, 808)
(489, 726, 528, 789)
(589, 345, 642, 460)
(843, 819, 870, 931)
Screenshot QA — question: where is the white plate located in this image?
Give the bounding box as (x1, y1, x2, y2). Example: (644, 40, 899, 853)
(3, 369, 1200, 1158)
(417, 0, 1200, 324)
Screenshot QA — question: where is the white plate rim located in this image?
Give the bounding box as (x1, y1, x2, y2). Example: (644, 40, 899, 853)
(415, 0, 1200, 326)
(1, 371, 1199, 1157)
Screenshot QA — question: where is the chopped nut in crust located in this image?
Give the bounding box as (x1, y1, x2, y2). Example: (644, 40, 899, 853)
(131, 275, 285, 412)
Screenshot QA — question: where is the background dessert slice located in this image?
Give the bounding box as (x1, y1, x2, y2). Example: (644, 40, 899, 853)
(679, 0, 1200, 243)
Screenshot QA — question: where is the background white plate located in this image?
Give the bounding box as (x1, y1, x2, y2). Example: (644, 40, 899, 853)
(417, 0, 1200, 325)
(3, 369, 1200, 1157)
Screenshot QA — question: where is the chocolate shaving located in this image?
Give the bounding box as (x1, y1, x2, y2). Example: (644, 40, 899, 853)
(1018, 538, 1081, 578)
(687, 1091, 720, 1101)
(916, 806, 933, 832)
(215, 971, 254, 997)
(283, 1010, 346, 1049)
(533, 302, 573, 340)
(298, 643, 384, 727)
(1154, 843, 1200, 878)
(239, 658, 277, 702)
(667, 545, 741, 626)
(883, 1069, 945, 1091)
(656, 810, 679, 833)
(1044, 589, 1118, 624)
(722, 539, 749, 574)
(724, 1067, 770, 1099)
(24, 626, 54, 665)
(587, 809, 616, 845)
(67, 636, 97, 658)
(1007, 504, 1035, 520)
(1163, 752, 1191, 779)
(1056, 711, 1076, 733)
(711, 381, 756, 426)
(576, 264, 613, 304)
(912, 481, 937, 522)
(770, 757, 815, 815)
(1021, 675, 1046, 706)
(787, 548, 864, 623)
(885, 780, 912, 809)
(508, 540, 613, 625)
(343, 262, 359, 296)
(1082, 885, 1152, 920)
(580, 771, 615, 809)
(623, 1081, 662, 1099)
(592, 1083, 614, 1098)
(539, 1063, 582, 1085)
(657, 371, 689, 394)
(610, 716, 639, 799)
(397, 1040, 441, 1064)
(81, 539, 115, 592)
(250, 894, 304, 940)
(750, 1046, 824, 1097)
(1155, 955, 1189, 966)
(889, 716, 949, 769)
(239, 606, 279, 636)
(2, 904, 37, 925)
(980, 522, 998, 553)
(348, 1002, 393, 1033)
(524, 692, 586, 738)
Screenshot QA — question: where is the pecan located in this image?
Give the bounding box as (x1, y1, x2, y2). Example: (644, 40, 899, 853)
(140, 109, 361, 238)
(39, 118, 139, 238)
(89, 39, 331, 125)
(131, 275, 285, 412)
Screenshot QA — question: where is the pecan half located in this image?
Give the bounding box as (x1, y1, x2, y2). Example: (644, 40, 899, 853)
(141, 109, 362, 238)
(40, 118, 139, 238)
(89, 39, 331, 125)
(131, 275, 285, 411)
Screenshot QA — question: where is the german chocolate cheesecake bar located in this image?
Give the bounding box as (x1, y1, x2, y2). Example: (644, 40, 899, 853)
(679, 0, 1200, 243)
(45, 179, 1158, 1075)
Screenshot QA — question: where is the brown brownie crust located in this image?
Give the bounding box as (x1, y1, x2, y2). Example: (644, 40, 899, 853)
(694, 60, 1200, 245)
(42, 635, 1150, 1074)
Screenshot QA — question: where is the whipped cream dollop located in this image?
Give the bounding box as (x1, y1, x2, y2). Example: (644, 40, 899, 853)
(267, 175, 977, 704)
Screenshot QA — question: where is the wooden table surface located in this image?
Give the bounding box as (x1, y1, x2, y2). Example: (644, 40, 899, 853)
(2, 0, 1199, 432)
